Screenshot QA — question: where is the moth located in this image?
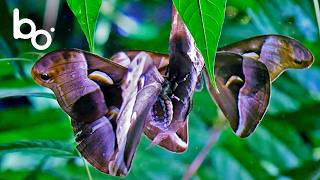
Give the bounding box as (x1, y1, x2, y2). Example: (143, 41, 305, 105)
(115, 34, 314, 139)
(110, 7, 204, 153)
(31, 5, 203, 175)
(32, 50, 164, 176)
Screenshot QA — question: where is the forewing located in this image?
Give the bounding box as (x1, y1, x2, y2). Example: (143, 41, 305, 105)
(219, 35, 314, 81)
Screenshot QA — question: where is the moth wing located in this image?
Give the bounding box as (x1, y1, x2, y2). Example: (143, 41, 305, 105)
(212, 52, 270, 137)
(236, 56, 270, 137)
(83, 51, 127, 82)
(108, 52, 163, 176)
(212, 52, 244, 130)
(72, 116, 116, 174)
(110, 51, 169, 75)
(219, 35, 314, 81)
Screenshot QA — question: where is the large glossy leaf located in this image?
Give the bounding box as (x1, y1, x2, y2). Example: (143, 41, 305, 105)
(66, 0, 102, 52)
(173, 0, 227, 86)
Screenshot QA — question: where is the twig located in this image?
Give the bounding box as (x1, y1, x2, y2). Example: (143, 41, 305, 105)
(183, 127, 223, 180)
(313, 0, 320, 37)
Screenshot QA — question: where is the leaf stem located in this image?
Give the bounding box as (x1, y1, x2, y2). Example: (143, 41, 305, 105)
(77, 150, 93, 180)
(0, 58, 35, 62)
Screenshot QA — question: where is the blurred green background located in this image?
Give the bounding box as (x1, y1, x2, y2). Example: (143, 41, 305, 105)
(1, 0, 320, 179)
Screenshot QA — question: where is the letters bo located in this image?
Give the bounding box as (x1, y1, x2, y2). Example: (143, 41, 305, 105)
(13, 8, 55, 50)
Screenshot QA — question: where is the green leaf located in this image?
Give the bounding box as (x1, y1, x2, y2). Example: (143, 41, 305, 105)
(0, 108, 67, 132)
(0, 87, 55, 99)
(0, 140, 76, 157)
(281, 160, 320, 180)
(246, 120, 312, 171)
(173, 0, 227, 86)
(212, 130, 273, 180)
(66, 0, 102, 52)
(0, 121, 72, 144)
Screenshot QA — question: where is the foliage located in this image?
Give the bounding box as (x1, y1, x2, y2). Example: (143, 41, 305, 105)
(173, 0, 227, 86)
(66, 0, 102, 52)
(0, 0, 320, 179)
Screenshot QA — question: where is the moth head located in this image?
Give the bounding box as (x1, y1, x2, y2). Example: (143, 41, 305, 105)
(276, 35, 314, 69)
(32, 60, 54, 87)
(32, 49, 87, 87)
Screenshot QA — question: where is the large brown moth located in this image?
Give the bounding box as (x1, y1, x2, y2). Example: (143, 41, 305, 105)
(32, 49, 163, 176)
(111, 6, 204, 152)
(114, 34, 314, 138)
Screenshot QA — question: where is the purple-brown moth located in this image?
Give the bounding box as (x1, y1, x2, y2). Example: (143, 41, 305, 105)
(110, 6, 204, 152)
(32, 50, 163, 176)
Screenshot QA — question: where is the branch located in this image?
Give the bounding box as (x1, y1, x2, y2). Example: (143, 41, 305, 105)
(183, 126, 223, 180)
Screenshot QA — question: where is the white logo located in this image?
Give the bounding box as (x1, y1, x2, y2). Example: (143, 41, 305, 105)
(13, 8, 55, 51)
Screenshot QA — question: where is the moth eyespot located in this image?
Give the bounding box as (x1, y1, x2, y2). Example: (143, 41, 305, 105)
(40, 73, 51, 81)
(294, 59, 302, 65)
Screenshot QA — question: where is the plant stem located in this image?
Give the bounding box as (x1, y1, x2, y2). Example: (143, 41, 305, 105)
(83, 157, 93, 180)
(77, 150, 93, 180)
(183, 126, 223, 180)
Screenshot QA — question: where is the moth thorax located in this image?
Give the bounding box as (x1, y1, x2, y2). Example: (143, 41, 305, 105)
(161, 79, 172, 96)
